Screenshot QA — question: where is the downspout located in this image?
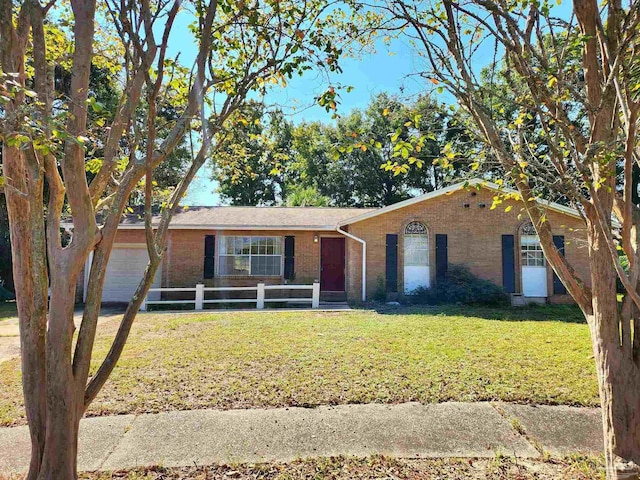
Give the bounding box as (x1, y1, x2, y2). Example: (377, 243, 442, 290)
(336, 225, 367, 302)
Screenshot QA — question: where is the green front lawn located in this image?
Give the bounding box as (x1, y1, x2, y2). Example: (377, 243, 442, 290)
(0, 305, 598, 426)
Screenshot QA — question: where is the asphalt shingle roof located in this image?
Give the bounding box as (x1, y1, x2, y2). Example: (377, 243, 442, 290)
(120, 206, 377, 229)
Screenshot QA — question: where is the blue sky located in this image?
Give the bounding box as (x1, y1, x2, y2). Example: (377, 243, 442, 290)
(166, 9, 423, 206)
(168, 0, 575, 206)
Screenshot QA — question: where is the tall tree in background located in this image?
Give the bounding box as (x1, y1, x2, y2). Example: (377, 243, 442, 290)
(0, 0, 343, 477)
(214, 103, 297, 205)
(365, 0, 640, 476)
(285, 185, 331, 206)
(330, 92, 471, 205)
(213, 92, 472, 206)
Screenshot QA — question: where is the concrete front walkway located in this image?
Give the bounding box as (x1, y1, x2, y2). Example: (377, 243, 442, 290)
(0, 402, 603, 474)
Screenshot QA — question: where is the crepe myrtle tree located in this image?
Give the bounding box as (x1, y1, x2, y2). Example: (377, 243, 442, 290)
(360, 0, 640, 477)
(0, 0, 344, 478)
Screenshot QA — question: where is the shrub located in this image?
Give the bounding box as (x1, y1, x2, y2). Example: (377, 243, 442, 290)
(373, 276, 387, 302)
(411, 264, 509, 306)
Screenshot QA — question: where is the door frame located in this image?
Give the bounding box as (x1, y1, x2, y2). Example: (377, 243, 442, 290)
(519, 234, 549, 298)
(521, 265, 548, 297)
(319, 236, 346, 292)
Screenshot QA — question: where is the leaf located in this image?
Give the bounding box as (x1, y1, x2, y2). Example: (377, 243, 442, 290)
(52, 129, 67, 140)
(382, 108, 390, 116)
(90, 101, 105, 113)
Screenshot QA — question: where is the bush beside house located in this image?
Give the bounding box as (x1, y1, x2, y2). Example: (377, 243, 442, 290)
(412, 264, 510, 307)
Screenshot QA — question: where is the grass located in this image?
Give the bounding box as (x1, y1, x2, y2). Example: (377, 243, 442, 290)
(0, 301, 17, 321)
(0, 455, 606, 480)
(0, 305, 599, 426)
(76, 455, 604, 479)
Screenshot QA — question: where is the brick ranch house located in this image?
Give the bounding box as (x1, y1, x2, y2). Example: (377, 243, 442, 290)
(79, 178, 590, 305)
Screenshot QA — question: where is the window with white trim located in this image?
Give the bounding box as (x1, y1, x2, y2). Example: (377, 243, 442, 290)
(218, 236, 283, 276)
(521, 235, 545, 267)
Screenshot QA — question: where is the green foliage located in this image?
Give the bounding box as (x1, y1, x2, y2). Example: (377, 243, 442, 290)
(212, 93, 474, 207)
(411, 265, 510, 307)
(285, 185, 330, 206)
(373, 276, 387, 301)
(213, 102, 285, 205)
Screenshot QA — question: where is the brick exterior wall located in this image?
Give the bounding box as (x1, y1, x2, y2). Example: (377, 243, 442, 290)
(165, 229, 323, 288)
(344, 186, 590, 304)
(110, 229, 325, 286)
(94, 185, 590, 306)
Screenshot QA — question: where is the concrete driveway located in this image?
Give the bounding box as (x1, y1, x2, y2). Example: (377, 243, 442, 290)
(0, 307, 124, 364)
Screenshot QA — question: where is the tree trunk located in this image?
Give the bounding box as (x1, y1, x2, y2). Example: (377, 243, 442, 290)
(37, 413, 80, 480)
(3, 142, 48, 480)
(31, 260, 87, 480)
(590, 311, 640, 479)
(587, 219, 640, 479)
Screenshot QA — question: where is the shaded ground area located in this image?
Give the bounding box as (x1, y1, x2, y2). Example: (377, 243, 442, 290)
(370, 303, 587, 323)
(0, 302, 17, 322)
(0, 306, 597, 426)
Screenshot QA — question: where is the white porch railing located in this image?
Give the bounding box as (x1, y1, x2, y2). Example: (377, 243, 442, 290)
(140, 282, 320, 311)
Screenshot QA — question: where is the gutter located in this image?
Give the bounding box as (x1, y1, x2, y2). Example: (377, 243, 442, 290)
(335, 226, 366, 302)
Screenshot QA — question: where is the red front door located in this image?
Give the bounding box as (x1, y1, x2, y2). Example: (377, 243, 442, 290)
(320, 237, 346, 291)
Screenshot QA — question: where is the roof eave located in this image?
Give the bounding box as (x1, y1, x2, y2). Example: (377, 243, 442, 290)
(60, 223, 340, 231)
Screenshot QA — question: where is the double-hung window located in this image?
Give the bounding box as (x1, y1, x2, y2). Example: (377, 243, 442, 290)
(218, 236, 282, 276)
(520, 235, 545, 267)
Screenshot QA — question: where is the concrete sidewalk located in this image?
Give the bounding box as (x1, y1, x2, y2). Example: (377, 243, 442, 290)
(0, 402, 603, 474)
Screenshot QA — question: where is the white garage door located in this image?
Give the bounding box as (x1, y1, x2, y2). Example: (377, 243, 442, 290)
(86, 245, 162, 303)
